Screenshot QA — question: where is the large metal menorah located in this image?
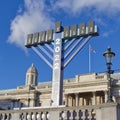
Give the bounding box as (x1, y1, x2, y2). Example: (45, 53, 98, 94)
(25, 21, 99, 107)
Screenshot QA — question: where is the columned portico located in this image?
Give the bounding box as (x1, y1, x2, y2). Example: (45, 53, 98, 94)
(64, 91, 106, 107)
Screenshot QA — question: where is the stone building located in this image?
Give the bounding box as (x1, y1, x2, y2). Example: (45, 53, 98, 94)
(0, 64, 120, 110)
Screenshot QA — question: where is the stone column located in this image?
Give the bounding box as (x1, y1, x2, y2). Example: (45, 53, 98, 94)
(28, 98, 30, 107)
(79, 97, 84, 106)
(82, 97, 84, 106)
(11, 100, 15, 109)
(69, 95, 72, 107)
(14, 100, 17, 108)
(99, 96, 101, 104)
(84, 98, 86, 106)
(96, 96, 99, 105)
(104, 91, 108, 103)
(101, 96, 103, 104)
(92, 92, 96, 105)
(65, 94, 68, 106)
(71, 97, 73, 107)
(30, 98, 36, 107)
(113, 96, 116, 102)
(17, 99, 21, 109)
(75, 93, 79, 106)
(98, 96, 101, 104)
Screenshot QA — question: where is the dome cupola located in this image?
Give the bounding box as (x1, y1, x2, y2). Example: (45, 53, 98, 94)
(25, 64, 38, 86)
(27, 63, 38, 74)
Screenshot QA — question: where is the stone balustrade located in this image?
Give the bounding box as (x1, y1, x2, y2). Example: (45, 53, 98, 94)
(0, 103, 119, 120)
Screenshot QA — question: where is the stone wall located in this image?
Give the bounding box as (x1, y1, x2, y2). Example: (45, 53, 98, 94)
(0, 103, 119, 120)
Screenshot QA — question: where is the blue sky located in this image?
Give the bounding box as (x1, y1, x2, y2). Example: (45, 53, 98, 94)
(0, 0, 120, 89)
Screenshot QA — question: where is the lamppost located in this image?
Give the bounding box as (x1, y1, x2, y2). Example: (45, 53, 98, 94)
(103, 47, 115, 102)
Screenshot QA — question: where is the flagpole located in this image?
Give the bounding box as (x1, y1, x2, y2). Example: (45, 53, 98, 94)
(89, 45, 91, 73)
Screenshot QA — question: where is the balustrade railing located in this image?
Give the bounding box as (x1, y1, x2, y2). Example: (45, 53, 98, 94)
(0, 103, 119, 120)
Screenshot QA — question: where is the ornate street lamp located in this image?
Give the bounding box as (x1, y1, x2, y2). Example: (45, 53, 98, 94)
(103, 47, 115, 102)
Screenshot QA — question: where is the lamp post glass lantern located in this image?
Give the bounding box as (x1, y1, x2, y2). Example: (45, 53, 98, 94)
(103, 47, 115, 65)
(103, 47, 115, 102)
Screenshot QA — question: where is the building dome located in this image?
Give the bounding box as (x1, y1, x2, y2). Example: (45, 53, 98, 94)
(27, 64, 38, 75)
(26, 64, 38, 86)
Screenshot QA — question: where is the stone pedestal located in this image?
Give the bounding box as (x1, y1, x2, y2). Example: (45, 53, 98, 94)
(96, 103, 119, 120)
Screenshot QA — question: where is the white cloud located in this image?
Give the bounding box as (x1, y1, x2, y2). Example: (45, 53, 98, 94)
(54, 0, 120, 15)
(8, 0, 120, 50)
(8, 0, 54, 50)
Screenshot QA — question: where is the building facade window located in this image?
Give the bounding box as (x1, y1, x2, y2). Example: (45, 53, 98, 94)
(31, 75, 34, 84)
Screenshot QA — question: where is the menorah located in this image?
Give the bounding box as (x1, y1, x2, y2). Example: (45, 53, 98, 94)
(25, 21, 99, 107)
